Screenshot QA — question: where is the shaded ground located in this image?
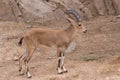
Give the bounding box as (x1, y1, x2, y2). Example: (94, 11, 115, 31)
(0, 16, 120, 80)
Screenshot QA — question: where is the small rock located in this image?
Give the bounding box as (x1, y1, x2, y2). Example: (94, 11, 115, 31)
(116, 15, 120, 18)
(47, 57, 53, 59)
(13, 56, 19, 61)
(13, 52, 19, 61)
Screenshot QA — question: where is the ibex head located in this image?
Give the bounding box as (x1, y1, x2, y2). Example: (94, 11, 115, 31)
(66, 10, 87, 33)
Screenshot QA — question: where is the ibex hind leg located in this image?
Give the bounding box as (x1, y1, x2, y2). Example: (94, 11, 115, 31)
(19, 55, 25, 75)
(25, 48, 35, 78)
(25, 61, 32, 78)
(19, 50, 28, 75)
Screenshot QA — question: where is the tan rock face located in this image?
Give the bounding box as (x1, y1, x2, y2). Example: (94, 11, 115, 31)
(104, 0, 115, 15)
(93, 0, 120, 15)
(0, 0, 120, 21)
(112, 0, 120, 14)
(94, 0, 107, 15)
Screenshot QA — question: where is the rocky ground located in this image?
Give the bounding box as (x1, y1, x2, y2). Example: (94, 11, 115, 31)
(0, 16, 120, 80)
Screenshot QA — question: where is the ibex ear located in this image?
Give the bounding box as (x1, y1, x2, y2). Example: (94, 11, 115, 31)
(67, 17, 76, 26)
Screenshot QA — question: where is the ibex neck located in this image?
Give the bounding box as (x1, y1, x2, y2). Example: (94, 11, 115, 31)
(65, 25, 76, 40)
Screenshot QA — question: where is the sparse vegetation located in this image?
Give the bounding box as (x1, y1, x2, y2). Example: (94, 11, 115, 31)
(81, 55, 104, 62)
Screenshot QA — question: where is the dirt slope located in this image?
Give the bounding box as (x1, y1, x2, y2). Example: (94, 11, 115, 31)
(0, 16, 120, 80)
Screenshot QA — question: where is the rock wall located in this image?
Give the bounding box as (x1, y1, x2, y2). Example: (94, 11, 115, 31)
(93, 0, 120, 15)
(0, 0, 120, 22)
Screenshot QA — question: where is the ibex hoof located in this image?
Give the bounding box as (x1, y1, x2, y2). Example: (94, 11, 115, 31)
(27, 72, 32, 78)
(63, 70, 68, 73)
(27, 75, 32, 78)
(19, 71, 24, 75)
(58, 72, 63, 74)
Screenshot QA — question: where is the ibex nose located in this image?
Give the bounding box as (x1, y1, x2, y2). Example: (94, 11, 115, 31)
(83, 30, 87, 33)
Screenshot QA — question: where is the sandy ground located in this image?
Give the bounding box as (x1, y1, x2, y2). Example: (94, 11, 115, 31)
(0, 16, 120, 80)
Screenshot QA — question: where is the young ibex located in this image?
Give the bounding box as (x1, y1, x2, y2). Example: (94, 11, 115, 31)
(18, 10, 87, 78)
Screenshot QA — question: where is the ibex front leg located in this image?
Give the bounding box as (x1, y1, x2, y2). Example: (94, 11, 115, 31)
(57, 49, 68, 74)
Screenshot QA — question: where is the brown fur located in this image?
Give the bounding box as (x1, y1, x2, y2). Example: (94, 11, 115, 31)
(18, 17, 87, 78)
